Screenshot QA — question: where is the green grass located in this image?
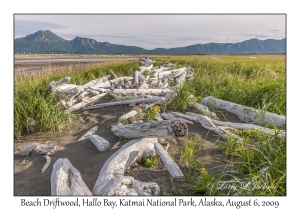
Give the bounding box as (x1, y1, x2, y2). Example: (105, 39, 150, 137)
(14, 60, 140, 136)
(143, 155, 158, 168)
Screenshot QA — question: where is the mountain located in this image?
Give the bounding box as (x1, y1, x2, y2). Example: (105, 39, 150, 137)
(14, 30, 286, 54)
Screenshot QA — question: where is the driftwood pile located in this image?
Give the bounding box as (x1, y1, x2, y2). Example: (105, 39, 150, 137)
(19, 58, 286, 196)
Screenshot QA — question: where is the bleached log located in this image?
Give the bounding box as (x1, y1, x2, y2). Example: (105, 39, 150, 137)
(77, 90, 99, 101)
(41, 155, 51, 174)
(139, 81, 149, 89)
(201, 96, 286, 127)
(83, 75, 111, 87)
(51, 158, 92, 196)
(154, 143, 185, 181)
(66, 93, 107, 112)
(78, 126, 99, 141)
(124, 80, 132, 89)
(92, 138, 160, 196)
(111, 94, 152, 101)
(19, 143, 57, 156)
(138, 73, 147, 83)
(49, 76, 71, 90)
(118, 110, 139, 122)
(89, 87, 111, 93)
(211, 119, 286, 138)
(55, 100, 68, 109)
(111, 120, 187, 139)
(91, 80, 111, 89)
(172, 112, 243, 141)
(112, 88, 171, 96)
(188, 102, 217, 118)
(84, 97, 165, 110)
(161, 113, 193, 124)
(175, 72, 187, 87)
(89, 135, 110, 152)
(109, 69, 118, 80)
(134, 70, 139, 85)
(138, 64, 153, 72)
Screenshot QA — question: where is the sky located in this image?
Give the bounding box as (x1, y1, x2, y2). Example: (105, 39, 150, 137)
(14, 14, 286, 50)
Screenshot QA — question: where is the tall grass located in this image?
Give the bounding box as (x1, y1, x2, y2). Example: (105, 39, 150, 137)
(156, 55, 286, 115)
(14, 61, 140, 136)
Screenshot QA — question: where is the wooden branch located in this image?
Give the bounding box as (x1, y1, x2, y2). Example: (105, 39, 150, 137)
(109, 69, 118, 80)
(89, 135, 110, 152)
(211, 119, 286, 138)
(111, 120, 187, 139)
(134, 70, 139, 85)
(201, 96, 286, 127)
(83, 75, 111, 87)
(188, 102, 217, 118)
(78, 126, 99, 141)
(66, 93, 107, 112)
(118, 110, 138, 122)
(92, 138, 160, 195)
(84, 97, 165, 110)
(161, 113, 194, 124)
(154, 143, 185, 181)
(175, 72, 187, 87)
(41, 155, 51, 174)
(49, 76, 71, 90)
(112, 88, 171, 96)
(51, 158, 92, 195)
(172, 112, 243, 141)
(19, 143, 58, 156)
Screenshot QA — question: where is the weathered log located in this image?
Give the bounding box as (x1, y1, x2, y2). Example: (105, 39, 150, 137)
(201, 96, 286, 127)
(89, 135, 110, 152)
(66, 93, 107, 112)
(51, 158, 92, 195)
(211, 118, 286, 138)
(188, 102, 217, 118)
(92, 138, 160, 195)
(83, 75, 111, 87)
(161, 113, 194, 124)
(134, 70, 139, 85)
(175, 72, 187, 87)
(154, 143, 185, 181)
(111, 120, 187, 139)
(172, 112, 243, 141)
(112, 88, 171, 96)
(41, 155, 51, 174)
(138, 73, 147, 83)
(19, 143, 58, 156)
(49, 76, 71, 90)
(118, 110, 139, 122)
(124, 81, 132, 89)
(139, 81, 149, 89)
(92, 80, 111, 89)
(78, 126, 99, 141)
(138, 64, 153, 72)
(84, 97, 165, 110)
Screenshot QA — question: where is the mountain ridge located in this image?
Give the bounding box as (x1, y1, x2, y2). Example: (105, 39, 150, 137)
(14, 30, 286, 54)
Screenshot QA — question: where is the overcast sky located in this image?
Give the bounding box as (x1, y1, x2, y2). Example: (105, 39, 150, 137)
(14, 14, 285, 50)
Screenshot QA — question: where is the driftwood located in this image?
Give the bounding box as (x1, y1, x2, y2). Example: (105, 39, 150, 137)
(41, 155, 51, 174)
(111, 120, 187, 139)
(138, 64, 153, 72)
(78, 126, 99, 141)
(134, 70, 139, 85)
(201, 96, 286, 127)
(19, 143, 57, 156)
(189, 102, 217, 118)
(49, 77, 71, 90)
(161, 113, 194, 124)
(84, 97, 165, 110)
(112, 88, 171, 96)
(92, 138, 160, 196)
(83, 75, 111, 87)
(66, 93, 107, 112)
(118, 110, 139, 122)
(89, 135, 110, 152)
(109, 69, 118, 80)
(154, 143, 185, 181)
(211, 118, 286, 138)
(51, 158, 92, 196)
(172, 112, 243, 141)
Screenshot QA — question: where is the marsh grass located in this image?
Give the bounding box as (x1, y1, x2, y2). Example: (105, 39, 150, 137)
(14, 60, 140, 136)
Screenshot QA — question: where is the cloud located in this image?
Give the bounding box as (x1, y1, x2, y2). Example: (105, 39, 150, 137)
(14, 20, 66, 38)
